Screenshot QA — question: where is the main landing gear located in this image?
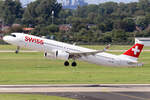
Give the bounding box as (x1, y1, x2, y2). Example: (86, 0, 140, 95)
(72, 61, 77, 67)
(64, 61, 77, 67)
(64, 61, 69, 66)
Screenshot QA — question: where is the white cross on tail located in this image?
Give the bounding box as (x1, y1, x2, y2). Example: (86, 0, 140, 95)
(132, 46, 140, 55)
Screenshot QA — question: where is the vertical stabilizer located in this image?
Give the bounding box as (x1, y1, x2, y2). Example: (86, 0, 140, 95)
(122, 43, 144, 60)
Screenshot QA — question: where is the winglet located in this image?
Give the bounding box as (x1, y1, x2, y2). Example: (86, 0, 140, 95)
(104, 44, 111, 51)
(73, 42, 76, 46)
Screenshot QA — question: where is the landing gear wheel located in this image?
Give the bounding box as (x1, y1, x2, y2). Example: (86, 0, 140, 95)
(15, 46, 20, 54)
(15, 50, 19, 54)
(72, 62, 77, 67)
(64, 61, 69, 66)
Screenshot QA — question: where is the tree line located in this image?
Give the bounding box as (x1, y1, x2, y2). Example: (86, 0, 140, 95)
(0, 0, 150, 44)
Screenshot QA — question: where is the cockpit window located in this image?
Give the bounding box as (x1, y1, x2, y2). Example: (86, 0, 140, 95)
(11, 34, 16, 37)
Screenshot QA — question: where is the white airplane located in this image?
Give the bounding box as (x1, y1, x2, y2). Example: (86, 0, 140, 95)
(3, 33, 144, 67)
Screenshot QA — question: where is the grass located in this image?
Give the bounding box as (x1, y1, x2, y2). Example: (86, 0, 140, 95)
(0, 50, 149, 84)
(0, 94, 74, 100)
(0, 45, 27, 50)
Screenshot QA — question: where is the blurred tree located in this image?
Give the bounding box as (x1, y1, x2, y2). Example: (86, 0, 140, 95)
(136, 16, 148, 30)
(46, 24, 59, 33)
(112, 29, 128, 43)
(138, 0, 150, 10)
(70, 17, 87, 32)
(100, 2, 118, 15)
(101, 32, 112, 43)
(23, 0, 62, 26)
(114, 18, 135, 32)
(58, 9, 72, 24)
(0, 0, 23, 25)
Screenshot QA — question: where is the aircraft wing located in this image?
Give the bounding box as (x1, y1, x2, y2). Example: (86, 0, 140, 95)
(68, 44, 111, 58)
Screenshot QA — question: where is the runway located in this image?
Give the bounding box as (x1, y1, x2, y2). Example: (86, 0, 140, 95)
(0, 84, 150, 100)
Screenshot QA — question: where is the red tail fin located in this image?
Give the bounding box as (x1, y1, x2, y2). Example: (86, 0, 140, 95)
(123, 43, 144, 58)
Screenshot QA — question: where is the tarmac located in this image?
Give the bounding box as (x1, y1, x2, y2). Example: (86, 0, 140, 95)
(0, 84, 150, 100)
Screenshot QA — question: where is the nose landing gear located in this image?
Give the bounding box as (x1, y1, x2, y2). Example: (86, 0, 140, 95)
(15, 46, 20, 54)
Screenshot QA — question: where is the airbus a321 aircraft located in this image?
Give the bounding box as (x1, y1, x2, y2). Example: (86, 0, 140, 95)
(3, 33, 144, 67)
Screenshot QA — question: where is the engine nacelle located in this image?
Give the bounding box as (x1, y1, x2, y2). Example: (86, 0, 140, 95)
(44, 50, 69, 60)
(44, 52, 55, 59)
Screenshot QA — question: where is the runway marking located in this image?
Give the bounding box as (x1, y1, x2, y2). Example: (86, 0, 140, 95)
(106, 92, 148, 100)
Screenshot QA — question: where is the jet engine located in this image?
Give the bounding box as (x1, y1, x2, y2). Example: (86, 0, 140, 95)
(44, 50, 69, 60)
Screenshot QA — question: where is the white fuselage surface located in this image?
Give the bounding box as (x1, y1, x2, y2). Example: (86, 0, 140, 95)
(3, 33, 144, 67)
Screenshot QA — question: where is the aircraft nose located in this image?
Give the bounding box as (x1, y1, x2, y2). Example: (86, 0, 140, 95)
(3, 36, 14, 43)
(3, 36, 9, 42)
